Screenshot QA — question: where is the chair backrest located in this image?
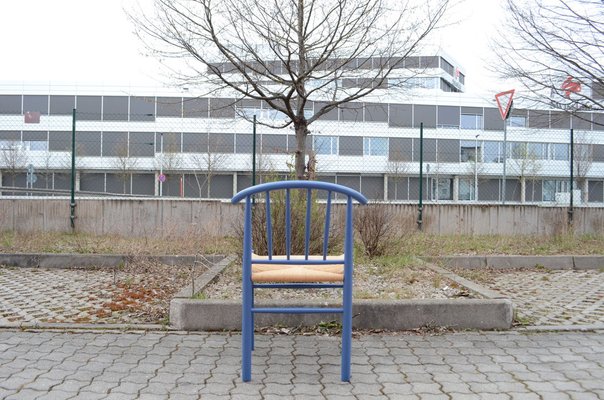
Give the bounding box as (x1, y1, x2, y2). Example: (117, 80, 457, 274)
(232, 180, 368, 262)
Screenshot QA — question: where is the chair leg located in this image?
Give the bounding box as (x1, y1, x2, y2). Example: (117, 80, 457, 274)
(242, 283, 253, 381)
(341, 287, 352, 382)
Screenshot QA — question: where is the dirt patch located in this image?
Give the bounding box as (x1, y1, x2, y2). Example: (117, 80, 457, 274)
(202, 261, 475, 300)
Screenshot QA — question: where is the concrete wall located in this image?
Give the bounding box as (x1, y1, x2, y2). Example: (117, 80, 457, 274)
(1, 198, 603, 236)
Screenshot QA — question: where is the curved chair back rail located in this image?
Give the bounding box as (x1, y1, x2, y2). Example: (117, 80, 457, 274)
(232, 180, 367, 382)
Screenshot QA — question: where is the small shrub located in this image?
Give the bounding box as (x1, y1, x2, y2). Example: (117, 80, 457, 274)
(354, 204, 394, 258)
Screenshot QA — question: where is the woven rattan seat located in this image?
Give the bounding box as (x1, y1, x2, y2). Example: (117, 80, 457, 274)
(251, 254, 344, 282)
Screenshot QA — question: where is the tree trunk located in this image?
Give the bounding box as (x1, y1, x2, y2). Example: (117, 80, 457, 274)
(294, 121, 309, 180)
(520, 176, 526, 203)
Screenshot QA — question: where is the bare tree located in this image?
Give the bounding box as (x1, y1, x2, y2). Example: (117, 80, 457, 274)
(191, 148, 228, 198)
(573, 133, 593, 203)
(111, 145, 139, 194)
(0, 141, 28, 189)
(493, 0, 604, 114)
(131, 0, 450, 179)
(386, 159, 409, 201)
(507, 143, 542, 203)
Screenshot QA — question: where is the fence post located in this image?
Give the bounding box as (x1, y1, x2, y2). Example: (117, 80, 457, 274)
(70, 108, 77, 230)
(569, 128, 574, 226)
(252, 115, 257, 186)
(417, 122, 424, 230)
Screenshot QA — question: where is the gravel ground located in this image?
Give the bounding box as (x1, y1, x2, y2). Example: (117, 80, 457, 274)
(0, 260, 207, 325)
(203, 261, 474, 300)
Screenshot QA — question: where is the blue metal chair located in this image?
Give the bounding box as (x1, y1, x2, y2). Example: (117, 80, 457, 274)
(231, 180, 368, 382)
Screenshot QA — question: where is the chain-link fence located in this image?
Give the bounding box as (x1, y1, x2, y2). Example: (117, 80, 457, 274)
(1, 95, 603, 208)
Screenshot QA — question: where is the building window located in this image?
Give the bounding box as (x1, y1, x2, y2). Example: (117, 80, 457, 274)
(431, 178, 452, 200)
(24, 141, 48, 151)
(313, 136, 338, 155)
(543, 180, 572, 202)
(550, 143, 569, 160)
(460, 114, 483, 130)
(483, 141, 500, 163)
(507, 115, 526, 127)
(459, 178, 475, 201)
(363, 137, 388, 156)
(460, 141, 481, 162)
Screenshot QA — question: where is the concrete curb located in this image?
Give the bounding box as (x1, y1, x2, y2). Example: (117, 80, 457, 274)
(0, 253, 226, 268)
(170, 298, 513, 331)
(169, 255, 514, 331)
(173, 255, 236, 298)
(430, 255, 604, 270)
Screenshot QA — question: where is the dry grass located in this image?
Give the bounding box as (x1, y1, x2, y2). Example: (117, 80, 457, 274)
(1, 231, 602, 257)
(0, 231, 235, 255)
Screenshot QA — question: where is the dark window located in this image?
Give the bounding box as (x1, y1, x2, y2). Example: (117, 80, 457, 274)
(0, 95, 22, 114)
(413, 105, 436, 128)
(129, 132, 155, 157)
(23, 95, 48, 115)
(209, 133, 234, 153)
(22, 131, 46, 141)
(183, 133, 208, 153)
(572, 113, 592, 130)
(588, 181, 603, 203)
(336, 175, 361, 193)
(440, 58, 454, 76)
(80, 173, 105, 193)
(107, 173, 130, 194)
(209, 175, 233, 198)
(437, 106, 460, 128)
(484, 107, 503, 131)
(361, 176, 384, 200)
(132, 174, 155, 195)
(130, 96, 155, 121)
(339, 137, 363, 156)
(340, 103, 363, 122)
(49, 131, 71, 151)
(413, 138, 436, 162)
(550, 111, 570, 129)
(235, 134, 253, 153)
(594, 113, 604, 131)
(76, 131, 101, 156)
(404, 57, 420, 68)
(209, 98, 235, 118)
(76, 96, 102, 120)
(314, 101, 339, 120)
(102, 131, 128, 157)
(261, 134, 286, 154)
(0, 131, 20, 141)
(388, 176, 408, 200)
(483, 141, 501, 163)
(420, 56, 439, 68)
(157, 97, 183, 117)
(158, 132, 182, 153)
(388, 138, 412, 161)
(438, 139, 460, 162)
(389, 104, 412, 127)
(183, 97, 208, 118)
(591, 144, 604, 162)
(50, 96, 75, 115)
(103, 96, 129, 121)
(365, 103, 388, 122)
(528, 110, 550, 128)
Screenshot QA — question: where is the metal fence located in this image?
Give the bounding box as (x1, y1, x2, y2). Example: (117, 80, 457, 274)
(1, 106, 604, 213)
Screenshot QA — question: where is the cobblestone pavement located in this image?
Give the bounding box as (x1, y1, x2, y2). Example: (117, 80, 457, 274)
(0, 265, 194, 325)
(469, 270, 604, 326)
(1, 330, 603, 399)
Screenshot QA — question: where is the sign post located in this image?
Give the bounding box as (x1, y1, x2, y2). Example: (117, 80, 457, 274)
(495, 90, 515, 204)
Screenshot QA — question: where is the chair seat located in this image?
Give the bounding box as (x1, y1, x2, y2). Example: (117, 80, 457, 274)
(251, 254, 345, 282)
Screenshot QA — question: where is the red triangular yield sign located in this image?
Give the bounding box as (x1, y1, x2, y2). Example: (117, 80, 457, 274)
(495, 89, 515, 120)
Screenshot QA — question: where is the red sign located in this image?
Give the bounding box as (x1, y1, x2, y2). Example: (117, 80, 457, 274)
(24, 111, 41, 123)
(561, 76, 581, 98)
(495, 89, 515, 120)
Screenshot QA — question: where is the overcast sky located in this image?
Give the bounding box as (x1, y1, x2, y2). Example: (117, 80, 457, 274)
(0, 0, 505, 96)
